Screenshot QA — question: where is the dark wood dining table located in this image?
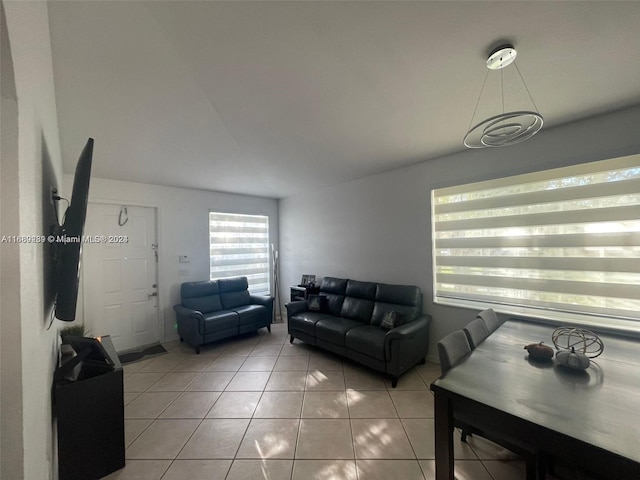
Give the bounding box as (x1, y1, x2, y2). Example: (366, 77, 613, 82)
(430, 319, 640, 480)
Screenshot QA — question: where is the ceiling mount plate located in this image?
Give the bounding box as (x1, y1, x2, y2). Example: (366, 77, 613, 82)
(486, 45, 517, 70)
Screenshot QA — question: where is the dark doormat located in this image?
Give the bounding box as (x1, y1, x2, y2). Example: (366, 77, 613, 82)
(118, 344, 168, 365)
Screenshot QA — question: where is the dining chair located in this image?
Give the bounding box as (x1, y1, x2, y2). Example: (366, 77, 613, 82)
(463, 317, 490, 349)
(437, 327, 545, 480)
(437, 330, 471, 374)
(477, 308, 502, 333)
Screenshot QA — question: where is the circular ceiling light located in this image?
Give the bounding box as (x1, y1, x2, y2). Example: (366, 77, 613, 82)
(464, 111, 544, 148)
(463, 42, 543, 148)
(486, 45, 517, 70)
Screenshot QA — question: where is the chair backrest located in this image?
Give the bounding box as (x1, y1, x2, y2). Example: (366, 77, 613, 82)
(477, 308, 502, 333)
(437, 330, 472, 374)
(463, 317, 490, 349)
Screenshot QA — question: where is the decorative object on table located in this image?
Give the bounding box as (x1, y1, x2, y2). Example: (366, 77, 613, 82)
(464, 43, 543, 148)
(556, 347, 591, 370)
(551, 327, 604, 370)
(524, 342, 554, 360)
(300, 274, 316, 287)
(551, 327, 604, 357)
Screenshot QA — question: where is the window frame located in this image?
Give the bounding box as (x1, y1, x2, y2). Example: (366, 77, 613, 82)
(431, 154, 640, 336)
(209, 211, 271, 296)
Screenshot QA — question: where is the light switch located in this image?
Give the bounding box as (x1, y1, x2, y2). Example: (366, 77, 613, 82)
(179, 255, 190, 263)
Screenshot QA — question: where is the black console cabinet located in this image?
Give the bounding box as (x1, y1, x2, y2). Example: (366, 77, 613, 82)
(55, 336, 125, 480)
(290, 285, 320, 302)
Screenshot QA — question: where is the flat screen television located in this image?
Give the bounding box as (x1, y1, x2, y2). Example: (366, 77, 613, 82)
(55, 138, 94, 321)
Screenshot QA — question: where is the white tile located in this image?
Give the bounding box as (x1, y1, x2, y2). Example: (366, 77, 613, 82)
(356, 460, 425, 480)
(161, 460, 231, 480)
(265, 371, 307, 391)
(186, 371, 234, 391)
(101, 459, 170, 480)
(254, 391, 304, 418)
(306, 370, 345, 391)
(225, 371, 271, 391)
(239, 356, 278, 372)
(146, 372, 199, 392)
(296, 419, 354, 459)
(302, 391, 349, 418)
(351, 418, 414, 459)
(125, 392, 180, 419)
(346, 390, 397, 418)
(292, 460, 357, 480)
(125, 419, 200, 459)
(226, 460, 293, 480)
(159, 391, 221, 419)
(206, 391, 262, 418)
(236, 419, 300, 459)
(389, 390, 433, 418)
(178, 419, 250, 459)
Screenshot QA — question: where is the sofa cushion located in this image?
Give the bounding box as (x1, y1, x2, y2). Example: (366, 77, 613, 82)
(220, 290, 251, 309)
(371, 303, 418, 326)
(315, 317, 363, 346)
(345, 280, 377, 300)
(308, 294, 328, 312)
(202, 310, 239, 334)
(320, 277, 348, 295)
(218, 276, 249, 293)
(181, 281, 222, 314)
(344, 325, 387, 362)
(230, 304, 267, 326)
(340, 297, 374, 323)
(380, 310, 405, 330)
(289, 311, 333, 336)
(375, 283, 422, 308)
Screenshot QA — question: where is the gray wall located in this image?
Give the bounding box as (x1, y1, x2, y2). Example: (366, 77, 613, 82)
(279, 105, 640, 361)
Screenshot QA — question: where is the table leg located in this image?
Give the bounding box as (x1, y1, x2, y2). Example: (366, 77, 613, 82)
(434, 391, 454, 480)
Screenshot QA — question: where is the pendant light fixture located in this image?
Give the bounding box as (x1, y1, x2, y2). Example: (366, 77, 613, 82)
(464, 44, 543, 148)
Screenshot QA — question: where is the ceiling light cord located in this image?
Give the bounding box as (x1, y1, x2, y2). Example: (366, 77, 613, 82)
(466, 69, 490, 133)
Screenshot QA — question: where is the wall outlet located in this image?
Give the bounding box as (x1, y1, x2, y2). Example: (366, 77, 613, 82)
(179, 255, 190, 263)
(179, 269, 189, 276)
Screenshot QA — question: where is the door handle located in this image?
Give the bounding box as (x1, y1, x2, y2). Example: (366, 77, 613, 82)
(148, 292, 158, 297)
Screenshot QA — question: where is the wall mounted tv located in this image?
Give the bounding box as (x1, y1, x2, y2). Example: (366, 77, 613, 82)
(54, 138, 93, 321)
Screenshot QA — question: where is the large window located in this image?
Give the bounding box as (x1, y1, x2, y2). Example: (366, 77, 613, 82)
(209, 212, 270, 295)
(432, 154, 640, 333)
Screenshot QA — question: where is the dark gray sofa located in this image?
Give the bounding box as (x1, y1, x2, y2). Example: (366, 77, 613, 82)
(174, 277, 273, 353)
(286, 276, 431, 387)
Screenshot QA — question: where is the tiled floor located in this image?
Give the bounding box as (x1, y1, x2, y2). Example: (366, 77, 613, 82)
(106, 322, 533, 480)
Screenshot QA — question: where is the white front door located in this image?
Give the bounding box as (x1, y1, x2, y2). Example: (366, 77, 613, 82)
(82, 203, 159, 351)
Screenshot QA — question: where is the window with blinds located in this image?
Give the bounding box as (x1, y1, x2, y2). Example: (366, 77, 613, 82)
(432, 154, 640, 333)
(209, 212, 270, 295)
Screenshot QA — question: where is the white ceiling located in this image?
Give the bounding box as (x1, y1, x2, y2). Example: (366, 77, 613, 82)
(48, 1, 640, 199)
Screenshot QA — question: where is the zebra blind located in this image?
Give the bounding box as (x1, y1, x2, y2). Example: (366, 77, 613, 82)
(209, 212, 270, 295)
(432, 154, 640, 331)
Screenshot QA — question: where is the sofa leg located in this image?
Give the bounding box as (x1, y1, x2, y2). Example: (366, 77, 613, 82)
(290, 335, 294, 344)
(391, 376, 399, 388)
(180, 337, 184, 343)
(419, 356, 426, 365)
(195, 345, 200, 355)
(267, 325, 271, 332)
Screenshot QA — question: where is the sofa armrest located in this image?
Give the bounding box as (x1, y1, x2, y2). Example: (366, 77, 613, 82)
(384, 315, 432, 360)
(250, 295, 274, 309)
(173, 304, 205, 335)
(174, 304, 204, 321)
(285, 300, 308, 319)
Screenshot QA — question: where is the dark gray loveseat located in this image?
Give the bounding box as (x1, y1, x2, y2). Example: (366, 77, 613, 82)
(286, 276, 431, 387)
(174, 277, 273, 353)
